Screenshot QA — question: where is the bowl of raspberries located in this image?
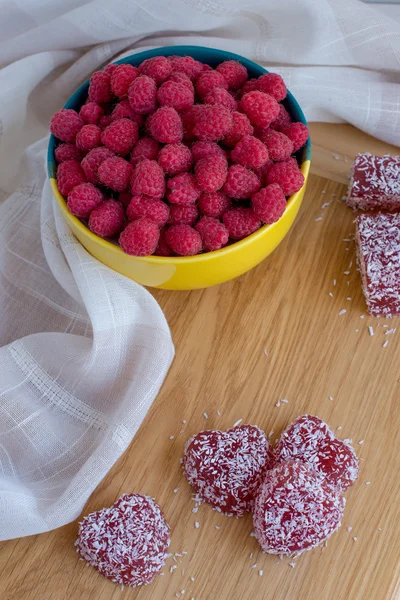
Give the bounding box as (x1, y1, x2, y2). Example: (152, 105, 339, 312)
(48, 46, 311, 290)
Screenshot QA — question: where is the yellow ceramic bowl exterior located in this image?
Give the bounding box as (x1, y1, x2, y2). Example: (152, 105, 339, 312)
(50, 160, 309, 290)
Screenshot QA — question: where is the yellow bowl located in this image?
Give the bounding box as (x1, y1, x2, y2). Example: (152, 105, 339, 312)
(48, 46, 311, 290)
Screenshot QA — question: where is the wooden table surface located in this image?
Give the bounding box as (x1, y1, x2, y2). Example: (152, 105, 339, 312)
(1, 124, 400, 600)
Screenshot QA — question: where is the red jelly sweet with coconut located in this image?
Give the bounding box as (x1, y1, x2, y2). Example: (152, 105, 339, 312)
(347, 153, 400, 211)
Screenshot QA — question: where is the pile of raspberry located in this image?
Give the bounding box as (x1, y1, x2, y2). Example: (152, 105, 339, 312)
(51, 55, 308, 257)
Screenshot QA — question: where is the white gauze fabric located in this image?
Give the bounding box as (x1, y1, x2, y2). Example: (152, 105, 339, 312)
(0, 0, 399, 540)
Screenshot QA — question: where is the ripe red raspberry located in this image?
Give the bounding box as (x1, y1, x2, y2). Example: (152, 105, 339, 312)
(127, 195, 169, 227)
(195, 155, 228, 192)
(167, 173, 201, 205)
(128, 76, 157, 114)
(147, 107, 183, 144)
(193, 105, 233, 141)
(222, 207, 261, 239)
(50, 109, 84, 142)
(54, 143, 83, 163)
(98, 115, 113, 130)
(195, 71, 228, 98)
(254, 160, 274, 185)
(104, 64, 118, 76)
(240, 91, 280, 129)
(201, 63, 213, 72)
(81, 146, 114, 184)
(198, 191, 232, 218)
(216, 60, 248, 90)
(204, 88, 237, 111)
(139, 56, 172, 84)
(111, 100, 144, 127)
(191, 141, 226, 162)
(256, 73, 287, 101)
(98, 156, 133, 192)
(231, 134, 269, 169)
(131, 159, 165, 198)
(270, 104, 292, 131)
(157, 81, 194, 111)
(169, 56, 203, 80)
(223, 165, 260, 199)
(181, 105, 204, 141)
(155, 228, 173, 256)
(168, 72, 194, 93)
(241, 78, 258, 96)
(165, 224, 202, 256)
(158, 143, 192, 175)
(119, 190, 133, 207)
(89, 200, 125, 238)
(168, 204, 199, 226)
(256, 128, 293, 161)
(195, 216, 229, 252)
(75, 124, 102, 152)
(251, 184, 286, 224)
(101, 118, 139, 155)
(282, 122, 309, 152)
(56, 160, 86, 196)
(119, 219, 160, 256)
(130, 137, 160, 166)
(67, 183, 103, 219)
(266, 160, 305, 196)
(79, 102, 104, 125)
(222, 111, 253, 147)
(88, 71, 113, 103)
(111, 64, 139, 98)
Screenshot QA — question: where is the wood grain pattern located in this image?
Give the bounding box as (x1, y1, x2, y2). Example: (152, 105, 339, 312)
(1, 124, 400, 600)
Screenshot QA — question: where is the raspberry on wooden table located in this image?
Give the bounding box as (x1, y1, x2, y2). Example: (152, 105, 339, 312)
(147, 107, 183, 144)
(101, 118, 139, 155)
(195, 216, 229, 251)
(119, 219, 160, 256)
(193, 105, 233, 141)
(139, 56, 172, 84)
(195, 154, 228, 192)
(89, 200, 125, 238)
(273, 415, 359, 492)
(256, 73, 287, 101)
(251, 184, 286, 224)
(223, 164, 260, 199)
(130, 137, 160, 166)
(111, 64, 139, 98)
(154, 228, 173, 256)
(128, 75, 157, 114)
(131, 159, 165, 199)
(111, 100, 144, 126)
(253, 461, 345, 555)
(195, 71, 228, 98)
(167, 173, 201, 205)
(165, 224, 202, 256)
(168, 204, 199, 226)
(56, 159, 86, 196)
(79, 102, 104, 125)
(191, 141, 226, 162)
(169, 56, 203, 80)
(216, 60, 248, 90)
(356, 212, 400, 317)
(75, 493, 170, 587)
(50, 109, 84, 143)
(240, 91, 280, 128)
(204, 88, 237, 111)
(270, 104, 292, 131)
(198, 191, 232, 218)
(88, 71, 113, 103)
(266, 159, 305, 196)
(81, 146, 114, 184)
(98, 156, 133, 192)
(126, 195, 169, 227)
(256, 128, 293, 162)
(222, 111, 253, 147)
(54, 143, 83, 163)
(158, 143, 193, 175)
(157, 80, 194, 111)
(282, 122, 309, 152)
(75, 124, 102, 152)
(347, 153, 400, 211)
(231, 135, 269, 169)
(223, 207, 261, 239)
(67, 183, 103, 219)
(183, 425, 272, 516)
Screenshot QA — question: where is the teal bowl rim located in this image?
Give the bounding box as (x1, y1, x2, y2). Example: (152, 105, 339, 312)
(47, 45, 311, 179)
